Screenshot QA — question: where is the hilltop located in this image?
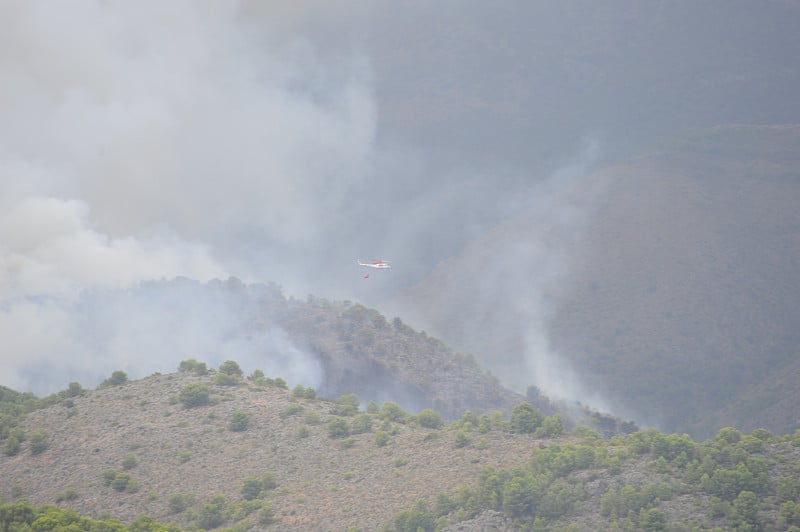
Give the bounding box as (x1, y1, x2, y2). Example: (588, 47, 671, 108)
(2, 369, 800, 531)
(0, 369, 565, 529)
(0, 374, 530, 530)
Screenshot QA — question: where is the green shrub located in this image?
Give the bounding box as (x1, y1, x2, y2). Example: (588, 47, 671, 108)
(110, 472, 139, 493)
(750, 428, 772, 441)
(197, 494, 228, 529)
(350, 413, 373, 434)
(333, 394, 360, 416)
(703, 464, 762, 500)
(260, 472, 278, 490)
(379, 402, 407, 423)
(0, 501, 178, 530)
(458, 411, 479, 429)
(639, 507, 667, 531)
(29, 430, 49, 455)
(65, 382, 85, 397)
(214, 372, 241, 386)
(435, 493, 456, 517)
(328, 417, 350, 438)
(416, 408, 444, 429)
(778, 500, 800, 530)
(241, 478, 263, 501)
(111, 473, 129, 491)
(218, 360, 243, 377)
(292, 385, 316, 399)
(55, 485, 79, 502)
(715, 427, 742, 444)
(394, 500, 435, 532)
(258, 505, 275, 525)
(103, 469, 117, 486)
(510, 402, 544, 434)
(178, 359, 208, 375)
(777, 476, 800, 502)
(502, 474, 540, 518)
(280, 404, 304, 418)
(241, 473, 278, 500)
(266, 377, 288, 389)
(478, 414, 492, 434)
(228, 410, 250, 432)
(375, 431, 390, 447)
(3, 435, 21, 456)
(229, 499, 262, 522)
(730, 490, 760, 530)
(454, 430, 470, 448)
(248, 369, 265, 381)
(168, 492, 196, 514)
(122, 455, 137, 470)
(178, 383, 210, 408)
(536, 414, 565, 438)
(100, 370, 128, 388)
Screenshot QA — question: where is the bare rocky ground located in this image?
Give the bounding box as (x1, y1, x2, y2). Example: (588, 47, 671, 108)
(0, 372, 545, 530)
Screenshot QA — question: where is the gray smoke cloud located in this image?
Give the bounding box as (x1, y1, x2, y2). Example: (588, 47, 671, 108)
(3, 0, 798, 430)
(385, 141, 611, 401)
(0, 0, 375, 255)
(0, 279, 324, 395)
(0, 197, 225, 299)
(0, 1, 372, 393)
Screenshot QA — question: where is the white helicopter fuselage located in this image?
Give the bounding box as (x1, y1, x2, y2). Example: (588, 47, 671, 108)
(358, 260, 391, 269)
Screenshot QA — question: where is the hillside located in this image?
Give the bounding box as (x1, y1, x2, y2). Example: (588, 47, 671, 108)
(390, 124, 800, 439)
(261, 287, 524, 420)
(2, 371, 800, 531)
(551, 124, 800, 437)
(19, 277, 632, 436)
(0, 371, 539, 530)
(368, 2, 800, 168)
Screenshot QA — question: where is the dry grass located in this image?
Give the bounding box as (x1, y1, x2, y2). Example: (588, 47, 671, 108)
(0, 372, 543, 530)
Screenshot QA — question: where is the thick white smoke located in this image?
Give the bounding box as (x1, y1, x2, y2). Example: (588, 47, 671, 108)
(0, 1, 373, 394)
(0, 197, 225, 299)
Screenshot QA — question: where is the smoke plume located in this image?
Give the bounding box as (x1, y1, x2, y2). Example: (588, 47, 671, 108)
(0, 1, 372, 393)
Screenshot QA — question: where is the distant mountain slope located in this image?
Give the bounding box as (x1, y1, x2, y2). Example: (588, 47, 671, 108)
(552, 125, 800, 437)
(392, 124, 800, 438)
(73, 277, 533, 421)
(368, 2, 800, 168)
(253, 286, 528, 419)
(714, 350, 800, 434)
(190, 280, 637, 433)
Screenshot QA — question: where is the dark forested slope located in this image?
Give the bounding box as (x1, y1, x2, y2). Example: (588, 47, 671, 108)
(391, 124, 800, 439)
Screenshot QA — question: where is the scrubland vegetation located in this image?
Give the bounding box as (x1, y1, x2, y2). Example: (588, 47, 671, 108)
(2, 358, 800, 531)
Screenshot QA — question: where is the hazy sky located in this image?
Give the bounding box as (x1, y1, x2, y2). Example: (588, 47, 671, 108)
(2, 1, 798, 400)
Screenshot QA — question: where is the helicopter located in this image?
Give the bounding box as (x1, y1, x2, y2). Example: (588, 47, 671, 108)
(358, 259, 391, 278)
(357, 259, 391, 269)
